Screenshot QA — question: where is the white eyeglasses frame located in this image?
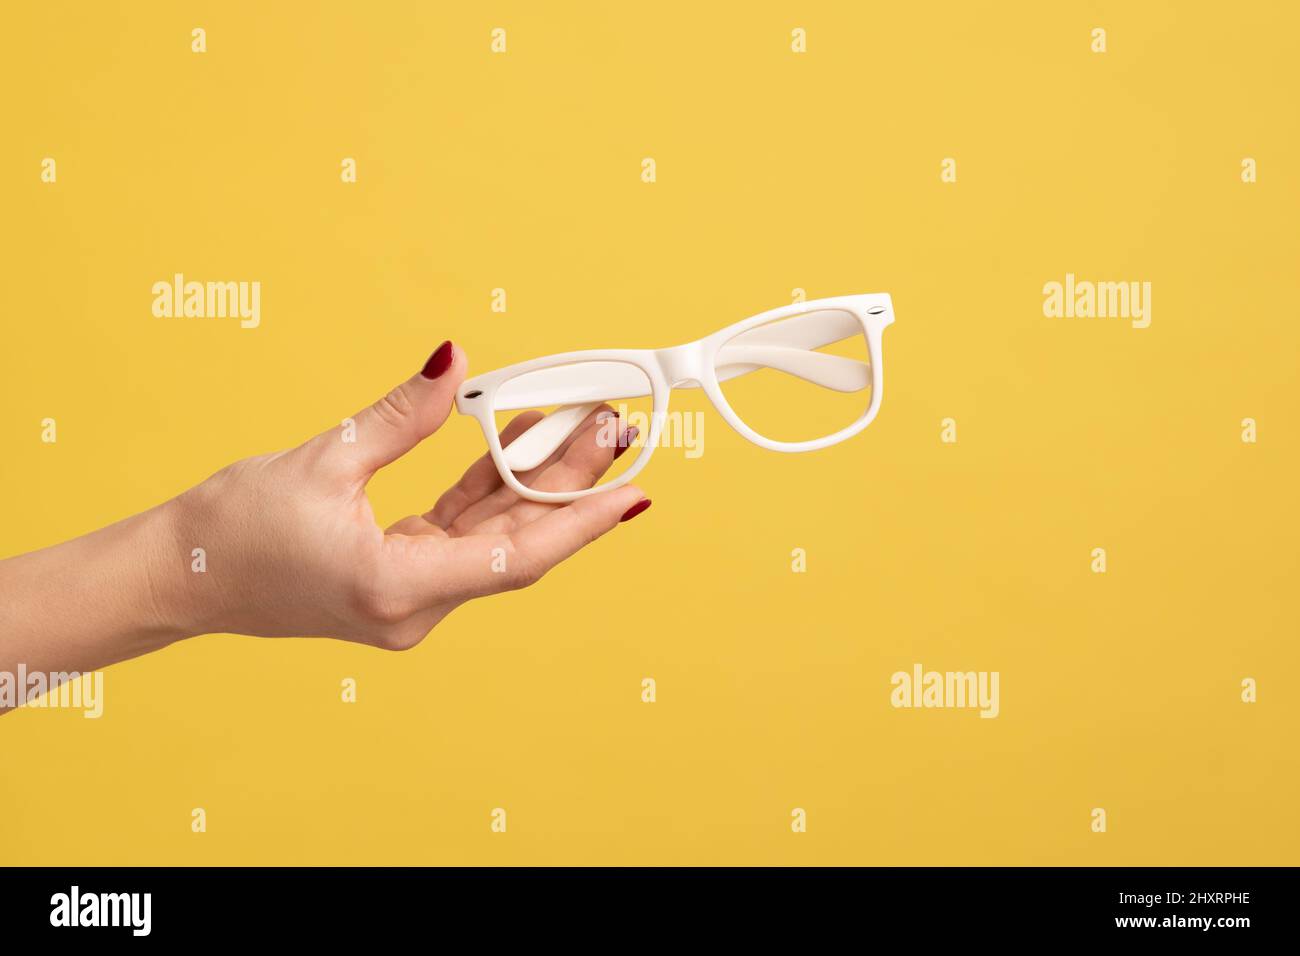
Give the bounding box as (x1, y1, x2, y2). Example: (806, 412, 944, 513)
(454, 293, 895, 503)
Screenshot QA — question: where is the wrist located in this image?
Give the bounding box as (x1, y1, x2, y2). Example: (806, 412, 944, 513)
(139, 495, 212, 644)
(0, 488, 216, 681)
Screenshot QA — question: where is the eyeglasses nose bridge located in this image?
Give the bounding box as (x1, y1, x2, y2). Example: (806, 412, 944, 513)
(654, 344, 704, 388)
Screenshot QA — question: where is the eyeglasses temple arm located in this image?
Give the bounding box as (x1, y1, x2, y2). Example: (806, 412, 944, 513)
(492, 347, 867, 413)
(714, 346, 868, 391)
(496, 310, 871, 470)
(497, 402, 604, 471)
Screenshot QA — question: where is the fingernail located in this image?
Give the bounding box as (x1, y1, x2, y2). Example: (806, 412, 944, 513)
(420, 341, 454, 379)
(620, 498, 651, 523)
(613, 426, 639, 460)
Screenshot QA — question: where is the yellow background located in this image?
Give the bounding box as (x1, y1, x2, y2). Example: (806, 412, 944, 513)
(2, 1, 1297, 865)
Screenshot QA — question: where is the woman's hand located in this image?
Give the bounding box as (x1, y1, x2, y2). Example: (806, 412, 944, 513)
(0, 342, 649, 701)
(170, 340, 649, 649)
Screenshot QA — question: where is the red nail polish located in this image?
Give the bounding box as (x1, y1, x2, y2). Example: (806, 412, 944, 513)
(613, 426, 639, 460)
(420, 341, 454, 379)
(620, 498, 651, 523)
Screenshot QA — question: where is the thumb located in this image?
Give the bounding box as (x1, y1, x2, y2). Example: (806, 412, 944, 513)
(334, 341, 467, 478)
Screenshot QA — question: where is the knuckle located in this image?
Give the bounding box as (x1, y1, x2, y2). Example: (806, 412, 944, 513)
(504, 553, 545, 591)
(371, 385, 415, 430)
(349, 580, 410, 627)
(373, 625, 422, 652)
